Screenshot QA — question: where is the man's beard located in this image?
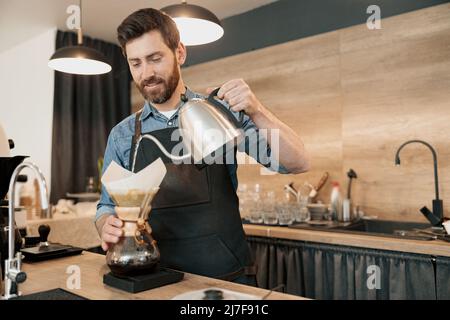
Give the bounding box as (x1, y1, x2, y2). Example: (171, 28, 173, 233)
(137, 59, 180, 104)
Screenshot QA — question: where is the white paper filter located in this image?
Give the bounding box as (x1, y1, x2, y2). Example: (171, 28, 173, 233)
(101, 157, 167, 207)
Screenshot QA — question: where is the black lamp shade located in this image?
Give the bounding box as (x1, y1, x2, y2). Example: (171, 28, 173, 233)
(161, 3, 224, 45)
(48, 45, 112, 75)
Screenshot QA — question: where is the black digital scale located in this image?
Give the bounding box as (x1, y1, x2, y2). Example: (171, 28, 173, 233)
(103, 265, 184, 293)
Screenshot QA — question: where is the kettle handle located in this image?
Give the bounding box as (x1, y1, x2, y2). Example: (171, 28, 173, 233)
(207, 88, 245, 128)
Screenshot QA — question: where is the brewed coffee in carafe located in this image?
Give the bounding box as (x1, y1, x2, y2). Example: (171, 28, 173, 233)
(106, 188, 160, 276)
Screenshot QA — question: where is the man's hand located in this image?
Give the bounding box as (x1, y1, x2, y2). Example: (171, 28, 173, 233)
(207, 78, 310, 174)
(96, 214, 123, 251)
(207, 79, 263, 118)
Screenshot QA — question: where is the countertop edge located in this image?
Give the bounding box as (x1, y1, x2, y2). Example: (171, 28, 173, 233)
(243, 224, 450, 257)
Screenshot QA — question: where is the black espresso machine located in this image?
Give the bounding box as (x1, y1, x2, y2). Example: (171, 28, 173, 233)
(0, 140, 83, 276)
(0, 138, 27, 278)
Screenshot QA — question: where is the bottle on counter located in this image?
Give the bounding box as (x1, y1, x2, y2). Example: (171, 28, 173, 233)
(342, 198, 351, 222)
(330, 182, 343, 222)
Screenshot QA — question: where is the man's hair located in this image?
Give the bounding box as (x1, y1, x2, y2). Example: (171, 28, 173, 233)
(117, 8, 180, 56)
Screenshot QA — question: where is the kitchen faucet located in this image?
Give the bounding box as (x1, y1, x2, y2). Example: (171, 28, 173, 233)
(1, 162, 49, 299)
(395, 140, 443, 226)
(346, 169, 357, 199)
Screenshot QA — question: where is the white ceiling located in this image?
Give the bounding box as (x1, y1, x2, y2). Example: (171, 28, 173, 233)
(0, 0, 278, 53)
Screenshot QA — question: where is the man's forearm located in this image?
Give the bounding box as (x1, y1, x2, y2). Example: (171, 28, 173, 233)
(251, 105, 310, 174)
(213, 78, 309, 173)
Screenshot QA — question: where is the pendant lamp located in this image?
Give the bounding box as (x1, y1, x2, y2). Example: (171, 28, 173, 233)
(161, 1, 224, 46)
(48, 1, 111, 75)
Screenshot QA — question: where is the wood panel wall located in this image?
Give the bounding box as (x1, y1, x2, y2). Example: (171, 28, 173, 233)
(133, 4, 450, 222)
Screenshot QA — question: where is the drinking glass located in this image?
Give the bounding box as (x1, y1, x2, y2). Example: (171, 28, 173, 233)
(237, 183, 249, 219)
(248, 184, 263, 223)
(276, 203, 294, 225)
(262, 191, 278, 225)
(296, 195, 311, 222)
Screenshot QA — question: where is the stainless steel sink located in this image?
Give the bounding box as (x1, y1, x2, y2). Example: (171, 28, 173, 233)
(288, 219, 446, 241)
(334, 219, 430, 234)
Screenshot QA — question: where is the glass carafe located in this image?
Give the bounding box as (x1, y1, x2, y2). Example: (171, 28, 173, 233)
(106, 188, 160, 276)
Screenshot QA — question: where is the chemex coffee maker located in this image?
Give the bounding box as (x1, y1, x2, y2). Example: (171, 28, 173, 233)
(106, 188, 160, 276)
(101, 159, 183, 293)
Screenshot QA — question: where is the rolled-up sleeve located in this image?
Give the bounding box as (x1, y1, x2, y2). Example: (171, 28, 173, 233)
(218, 103, 289, 174)
(95, 129, 123, 222)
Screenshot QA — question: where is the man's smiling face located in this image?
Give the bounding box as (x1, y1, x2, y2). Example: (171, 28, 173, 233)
(126, 30, 184, 104)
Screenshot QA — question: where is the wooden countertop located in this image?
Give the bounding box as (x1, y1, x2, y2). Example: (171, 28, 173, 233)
(20, 252, 305, 300)
(244, 224, 450, 257)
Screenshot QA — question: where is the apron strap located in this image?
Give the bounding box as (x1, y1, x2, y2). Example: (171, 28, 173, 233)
(129, 109, 143, 171)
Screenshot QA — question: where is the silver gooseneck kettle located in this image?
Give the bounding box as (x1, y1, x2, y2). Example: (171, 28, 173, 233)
(131, 88, 244, 171)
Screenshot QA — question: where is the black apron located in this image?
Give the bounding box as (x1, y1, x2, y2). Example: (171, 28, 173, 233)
(129, 108, 256, 283)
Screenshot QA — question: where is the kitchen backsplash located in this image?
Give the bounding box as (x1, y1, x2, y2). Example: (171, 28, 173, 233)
(132, 4, 450, 222)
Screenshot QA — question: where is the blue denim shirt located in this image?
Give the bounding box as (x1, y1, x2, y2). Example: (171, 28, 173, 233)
(96, 88, 289, 221)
